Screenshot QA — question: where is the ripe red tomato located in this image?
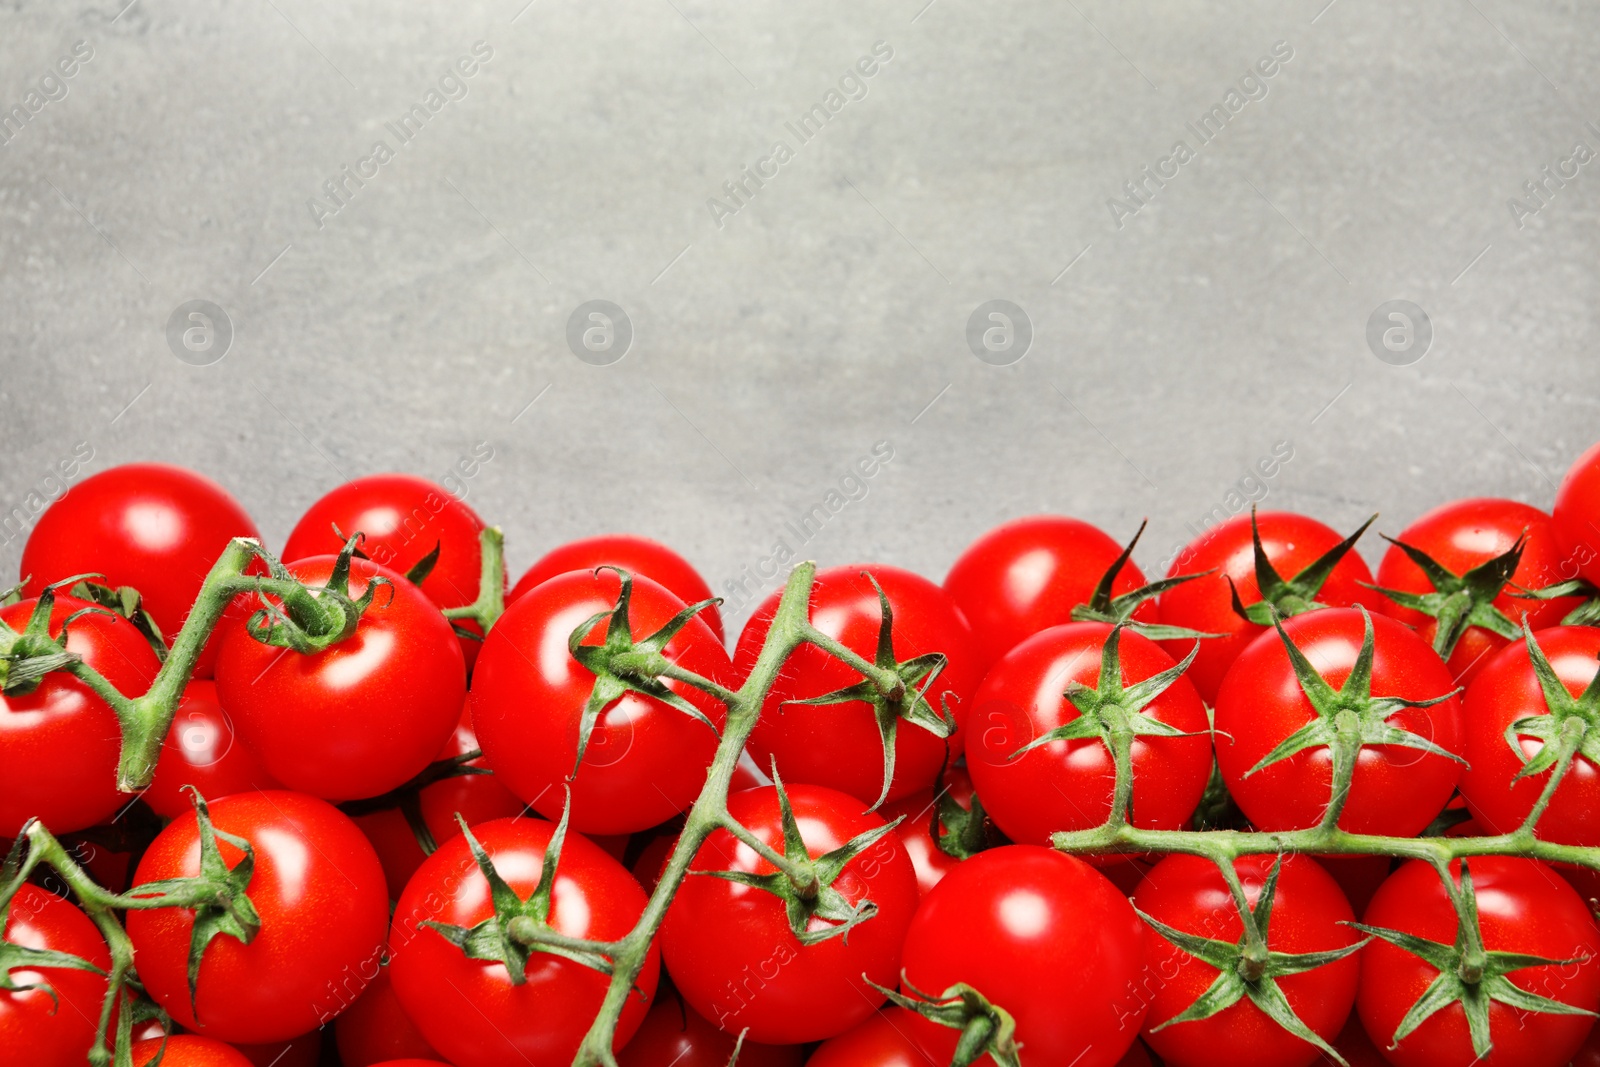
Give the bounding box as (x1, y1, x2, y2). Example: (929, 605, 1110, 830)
(1134, 853, 1361, 1067)
(472, 569, 732, 835)
(130, 1036, 253, 1067)
(0, 593, 161, 835)
(512, 534, 722, 643)
(966, 622, 1211, 847)
(806, 1009, 938, 1066)
(943, 516, 1153, 672)
(214, 555, 465, 801)
(232, 1032, 320, 1067)
(126, 790, 389, 1043)
(1460, 627, 1600, 846)
(20, 463, 260, 677)
(735, 565, 981, 807)
(661, 784, 919, 1044)
(144, 680, 279, 818)
(0, 884, 111, 1067)
(616, 988, 806, 1066)
(899, 845, 1147, 1067)
(877, 765, 980, 896)
(1213, 608, 1464, 837)
(1374, 498, 1578, 683)
(388, 815, 658, 1067)
(1158, 511, 1383, 702)
(1554, 441, 1600, 587)
(335, 964, 441, 1067)
(1357, 856, 1600, 1067)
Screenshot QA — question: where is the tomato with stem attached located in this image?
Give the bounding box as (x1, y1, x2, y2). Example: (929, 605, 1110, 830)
(1554, 442, 1600, 587)
(144, 680, 279, 819)
(512, 534, 722, 643)
(0, 884, 111, 1067)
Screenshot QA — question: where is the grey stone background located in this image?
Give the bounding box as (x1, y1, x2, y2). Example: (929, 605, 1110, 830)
(2, 0, 1597, 635)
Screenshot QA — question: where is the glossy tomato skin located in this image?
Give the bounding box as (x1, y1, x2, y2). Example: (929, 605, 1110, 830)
(617, 989, 805, 1066)
(20, 463, 259, 678)
(876, 765, 977, 897)
(900, 846, 1147, 1067)
(472, 569, 732, 835)
(0, 594, 161, 835)
(130, 1036, 253, 1067)
(1375, 498, 1579, 683)
(1158, 511, 1384, 702)
(145, 680, 279, 818)
(215, 555, 464, 801)
(805, 1009, 938, 1066)
(736, 565, 981, 807)
(1357, 857, 1600, 1067)
(335, 965, 440, 1067)
(1460, 627, 1600, 845)
(512, 534, 722, 643)
(1213, 609, 1464, 838)
(662, 785, 919, 1045)
(126, 791, 389, 1044)
(1135, 854, 1360, 1067)
(967, 622, 1211, 847)
(0, 884, 111, 1067)
(1554, 441, 1600, 586)
(388, 816, 658, 1067)
(943, 516, 1153, 673)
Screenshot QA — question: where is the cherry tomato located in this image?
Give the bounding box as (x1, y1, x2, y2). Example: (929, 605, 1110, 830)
(1374, 498, 1578, 683)
(1135, 853, 1360, 1067)
(735, 565, 981, 807)
(0, 593, 161, 835)
(877, 765, 979, 897)
(353, 699, 526, 898)
(130, 1036, 253, 1067)
(144, 680, 279, 819)
(1213, 609, 1464, 838)
(125, 790, 389, 1043)
(1555, 442, 1600, 586)
(336, 964, 441, 1067)
(899, 845, 1147, 1067)
(1158, 511, 1383, 702)
(512, 534, 722, 643)
(214, 555, 465, 801)
(1460, 627, 1600, 846)
(472, 569, 732, 835)
(616, 988, 805, 1066)
(944, 516, 1153, 673)
(232, 1032, 320, 1067)
(662, 784, 919, 1044)
(806, 1009, 939, 1066)
(1357, 856, 1600, 1067)
(0, 884, 110, 1067)
(388, 815, 658, 1067)
(20, 463, 260, 678)
(967, 622, 1211, 847)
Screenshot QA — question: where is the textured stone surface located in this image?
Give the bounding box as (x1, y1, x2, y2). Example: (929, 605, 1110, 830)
(1, 0, 1596, 632)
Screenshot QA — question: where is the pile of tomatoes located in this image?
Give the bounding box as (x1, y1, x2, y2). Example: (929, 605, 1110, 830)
(8, 442, 1600, 1067)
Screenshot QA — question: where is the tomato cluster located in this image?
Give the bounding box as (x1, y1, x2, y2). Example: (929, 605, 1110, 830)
(7, 446, 1600, 1067)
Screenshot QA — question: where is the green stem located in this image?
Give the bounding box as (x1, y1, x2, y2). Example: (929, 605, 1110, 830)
(441, 526, 507, 635)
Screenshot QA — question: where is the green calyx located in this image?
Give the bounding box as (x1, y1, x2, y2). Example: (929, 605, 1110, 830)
(567, 567, 722, 775)
(1140, 856, 1367, 1065)
(1363, 533, 1523, 661)
(1351, 860, 1596, 1058)
(1513, 576, 1600, 627)
(419, 797, 617, 985)
(702, 767, 900, 946)
(66, 578, 169, 663)
(243, 534, 392, 654)
(871, 976, 1022, 1067)
(928, 780, 993, 863)
(0, 841, 107, 1011)
(441, 526, 509, 640)
(1228, 508, 1377, 626)
(785, 573, 952, 811)
(1501, 622, 1600, 795)
(1071, 520, 1222, 641)
(0, 581, 121, 696)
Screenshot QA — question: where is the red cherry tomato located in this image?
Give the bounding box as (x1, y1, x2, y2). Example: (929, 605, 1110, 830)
(662, 784, 919, 1044)
(899, 845, 1148, 1067)
(388, 816, 658, 1067)
(0, 593, 161, 835)
(943, 516, 1152, 673)
(214, 555, 465, 801)
(967, 622, 1211, 847)
(1357, 857, 1600, 1067)
(145, 680, 279, 818)
(616, 988, 806, 1066)
(130, 1036, 253, 1067)
(20, 463, 260, 678)
(512, 534, 723, 643)
(1374, 498, 1578, 683)
(1213, 609, 1464, 838)
(1158, 511, 1382, 702)
(1460, 627, 1600, 846)
(1135, 853, 1360, 1067)
(876, 765, 978, 897)
(231, 1032, 320, 1067)
(806, 1009, 938, 1066)
(126, 790, 389, 1043)
(735, 565, 981, 807)
(335, 964, 441, 1067)
(1554, 442, 1600, 586)
(0, 884, 110, 1067)
(472, 569, 732, 835)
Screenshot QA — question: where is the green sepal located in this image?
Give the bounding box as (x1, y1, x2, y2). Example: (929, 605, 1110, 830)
(340, 748, 499, 857)
(1070, 520, 1223, 641)
(0, 585, 85, 696)
(1511, 575, 1600, 627)
(1499, 622, 1600, 783)
(1362, 533, 1524, 660)
(404, 541, 441, 586)
(869, 975, 1022, 1067)
(1227, 508, 1377, 626)
(0, 892, 107, 1011)
(66, 578, 169, 663)
(242, 534, 392, 654)
(929, 779, 994, 863)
